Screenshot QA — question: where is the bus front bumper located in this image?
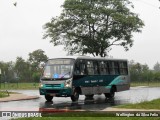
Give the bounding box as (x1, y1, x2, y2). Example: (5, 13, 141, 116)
(39, 88, 72, 97)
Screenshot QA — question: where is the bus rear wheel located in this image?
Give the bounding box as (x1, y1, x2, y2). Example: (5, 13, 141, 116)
(71, 89, 79, 102)
(45, 95, 53, 101)
(105, 87, 115, 98)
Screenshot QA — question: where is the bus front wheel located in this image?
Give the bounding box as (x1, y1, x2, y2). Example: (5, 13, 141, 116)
(71, 89, 79, 102)
(105, 87, 115, 98)
(45, 95, 53, 101)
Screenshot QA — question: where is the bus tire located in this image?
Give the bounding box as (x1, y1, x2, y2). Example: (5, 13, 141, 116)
(71, 89, 79, 102)
(105, 86, 116, 98)
(45, 95, 53, 101)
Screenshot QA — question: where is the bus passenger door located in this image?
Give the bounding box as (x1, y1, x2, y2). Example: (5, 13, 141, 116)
(73, 60, 93, 95)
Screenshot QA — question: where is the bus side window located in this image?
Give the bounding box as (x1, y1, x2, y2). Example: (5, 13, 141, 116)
(114, 62, 119, 75)
(93, 61, 99, 75)
(87, 61, 94, 75)
(109, 61, 115, 75)
(80, 63, 86, 75)
(119, 62, 128, 75)
(99, 61, 106, 75)
(105, 62, 109, 75)
(74, 61, 80, 75)
(74, 60, 87, 75)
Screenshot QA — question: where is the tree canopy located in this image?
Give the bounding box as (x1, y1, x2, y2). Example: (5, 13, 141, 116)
(153, 62, 160, 72)
(15, 57, 30, 80)
(43, 0, 144, 57)
(28, 49, 48, 70)
(0, 49, 48, 82)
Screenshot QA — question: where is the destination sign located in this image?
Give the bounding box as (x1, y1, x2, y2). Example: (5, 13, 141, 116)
(47, 59, 74, 65)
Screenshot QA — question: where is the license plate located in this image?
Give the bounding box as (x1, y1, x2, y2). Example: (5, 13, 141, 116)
(50, 94, 56, 96)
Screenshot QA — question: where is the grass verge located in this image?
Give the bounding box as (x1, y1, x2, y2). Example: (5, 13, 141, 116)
(0, 83, 39, 90)
(115, 98, 160, 109)
(131, 82, 160, 87)
(0, 90, 20, 98)
(0, 91, 9, 98)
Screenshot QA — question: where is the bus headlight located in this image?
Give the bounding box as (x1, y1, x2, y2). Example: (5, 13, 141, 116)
(64, 79, 72, 88)
(39, 83, 44, 88)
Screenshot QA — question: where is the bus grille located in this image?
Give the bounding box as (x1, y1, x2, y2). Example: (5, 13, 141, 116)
(45, 84, 61, 88)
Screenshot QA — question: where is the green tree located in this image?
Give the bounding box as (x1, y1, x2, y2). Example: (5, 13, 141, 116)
(0, 61, 15, 82)
(15, 57, 31, 82)
(28, 49, 48, 82)
(153, 62, 160, 72)
(153, 72, 160, 81)
(43, 0, 144, 57)
(129, 61, 150, 82)
(28, 49, 48, 70)
(32, 72, 41, 82)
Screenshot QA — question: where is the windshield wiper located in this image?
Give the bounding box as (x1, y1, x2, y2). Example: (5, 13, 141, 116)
(61, 72, 70, 78)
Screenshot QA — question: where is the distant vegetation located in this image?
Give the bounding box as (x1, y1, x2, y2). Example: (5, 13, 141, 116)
(0, 49, 48, 83)
(129, 60, 160, 85)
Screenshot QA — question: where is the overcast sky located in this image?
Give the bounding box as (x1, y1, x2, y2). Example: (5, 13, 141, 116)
(0, 0, 160, 69)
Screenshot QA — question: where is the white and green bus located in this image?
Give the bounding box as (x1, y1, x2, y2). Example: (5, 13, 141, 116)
(39, 56, 130, 102)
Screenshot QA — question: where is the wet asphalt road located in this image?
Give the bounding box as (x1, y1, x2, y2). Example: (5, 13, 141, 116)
(0, 87, 160, 111)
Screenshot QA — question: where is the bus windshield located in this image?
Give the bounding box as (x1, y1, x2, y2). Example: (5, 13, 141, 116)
(42, 59, 74, 79)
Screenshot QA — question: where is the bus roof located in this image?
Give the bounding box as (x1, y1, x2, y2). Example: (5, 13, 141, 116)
(48, 56, 128, 61)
